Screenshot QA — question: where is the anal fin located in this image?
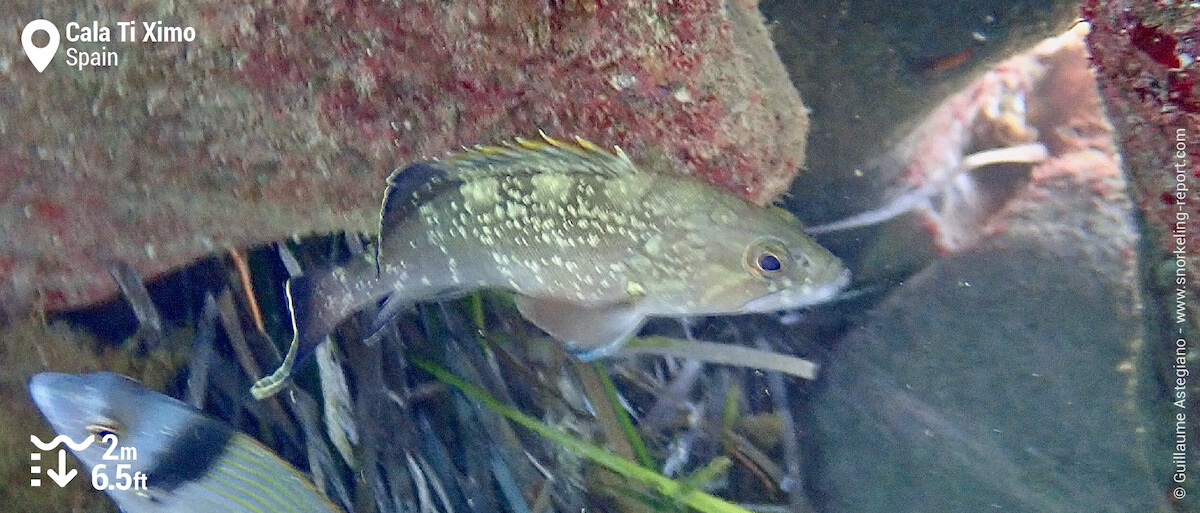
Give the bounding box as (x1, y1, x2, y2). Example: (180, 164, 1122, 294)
(514, 296, 645, 360)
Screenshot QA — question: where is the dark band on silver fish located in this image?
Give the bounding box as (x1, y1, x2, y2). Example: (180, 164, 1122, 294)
(141, 414, 236, 491)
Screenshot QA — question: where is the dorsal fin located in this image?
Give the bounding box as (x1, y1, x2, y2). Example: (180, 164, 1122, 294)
(437, 132, 636, 178)
(378, 133, 637, 239)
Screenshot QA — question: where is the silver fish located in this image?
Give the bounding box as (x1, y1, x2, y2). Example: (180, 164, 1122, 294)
(254, 135, 847, 398)
(29, 372, 341, 513)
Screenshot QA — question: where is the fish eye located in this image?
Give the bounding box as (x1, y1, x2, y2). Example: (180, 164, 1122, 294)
(86, 423, 122, 445)
(745, 240, 790, 279)
(759, 253, 782, 272)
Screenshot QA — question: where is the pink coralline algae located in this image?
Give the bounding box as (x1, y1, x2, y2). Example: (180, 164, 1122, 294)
(0, 0, 808, 319)
(1084, 1, 1199, 248)
(1084, 0, 1200, 343)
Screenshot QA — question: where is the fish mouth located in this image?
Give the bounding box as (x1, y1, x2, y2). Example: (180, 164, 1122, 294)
(742, 267, 851, 312)
(28, 372, 90, 434)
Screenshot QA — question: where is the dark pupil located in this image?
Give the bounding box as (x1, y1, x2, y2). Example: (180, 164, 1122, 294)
(758, 253, 782, 272)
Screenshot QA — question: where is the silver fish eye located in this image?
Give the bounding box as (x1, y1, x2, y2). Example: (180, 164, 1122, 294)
(86, 422, 121, 445)
(745, 239, 790, 280)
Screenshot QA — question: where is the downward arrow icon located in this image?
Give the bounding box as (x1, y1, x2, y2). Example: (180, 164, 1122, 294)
(46, 450, 77, 487)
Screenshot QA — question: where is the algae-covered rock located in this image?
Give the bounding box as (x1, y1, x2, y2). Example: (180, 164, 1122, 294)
(1, 0, 807, 320)
(805, 141, 1168, 511)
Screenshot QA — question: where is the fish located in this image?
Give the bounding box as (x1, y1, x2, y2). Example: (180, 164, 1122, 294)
(253, 134, 848, 398)
(28, 371, 342, 513)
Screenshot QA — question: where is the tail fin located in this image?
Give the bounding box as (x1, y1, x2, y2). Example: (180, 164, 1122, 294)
(252, 260, 383, 399)
(251, 275, 324, 399)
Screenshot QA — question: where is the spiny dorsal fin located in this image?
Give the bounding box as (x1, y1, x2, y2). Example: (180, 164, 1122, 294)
(442, 132, 636, 178)
(378, 133, 637, 241)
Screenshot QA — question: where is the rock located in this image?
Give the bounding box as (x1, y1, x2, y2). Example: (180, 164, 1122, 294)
(805, 127, 1168, 510)
(1083, 0, 1200, 431)
(1, 0, 807, 320)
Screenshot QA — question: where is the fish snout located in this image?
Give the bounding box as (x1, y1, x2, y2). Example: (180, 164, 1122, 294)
(742, 266, 850, 312)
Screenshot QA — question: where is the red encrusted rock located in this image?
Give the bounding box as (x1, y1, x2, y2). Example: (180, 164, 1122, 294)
(1083, 0, 1200, 359)
(0, 0, 808, 319)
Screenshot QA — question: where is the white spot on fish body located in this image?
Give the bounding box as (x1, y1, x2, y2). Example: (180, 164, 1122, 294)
(643, 234, 663, 255)
(419, 204, 439, 222)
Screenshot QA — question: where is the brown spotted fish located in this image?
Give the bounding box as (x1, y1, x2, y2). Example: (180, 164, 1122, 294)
(253, 135, 847, 398)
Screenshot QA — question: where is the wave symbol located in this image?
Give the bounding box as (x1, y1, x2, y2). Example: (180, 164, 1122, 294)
(30, 434, 94, 451)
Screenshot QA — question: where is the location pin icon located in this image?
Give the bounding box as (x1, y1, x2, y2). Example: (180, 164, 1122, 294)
(22, 20, 60, 73)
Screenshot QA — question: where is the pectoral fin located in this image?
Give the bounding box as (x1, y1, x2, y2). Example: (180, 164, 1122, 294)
(515, 296, 645, 360)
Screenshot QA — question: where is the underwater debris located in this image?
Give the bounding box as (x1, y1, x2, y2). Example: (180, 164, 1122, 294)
(316, 340, 358, 468)
(184, 292, 219, 409)
(832, 41, 1047, 253)
(617, 336, 819, 380)
(107, 261, 164, 347)
(809, 23, 1116, 292)
(806, 143, 1049, 236)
